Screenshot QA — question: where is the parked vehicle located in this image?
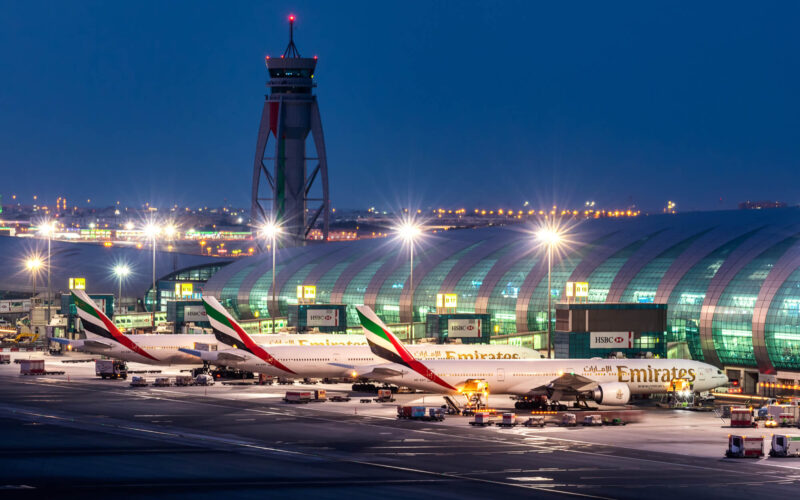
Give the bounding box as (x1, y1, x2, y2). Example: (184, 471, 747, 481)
(561, 413, 577, 427)
(374, 388, 395, 403)
(153, 377, 171, 387)
(284, 391, 312, 403)
(175, 375, 194, 386)
(469, 412, 494, 426)
(582, 415, 603, 426)
(770, 435, 800, 457)
(524, 416, 546, 428)
(730, 407, 756, 428)
(19, 359, 45, 375)
(130, 376, 148, 387)
(0, 354, 11, 365)
(497, 412, 518, 428)
(95, 359, 128, 380)
(194, 374, 215, 386)
(726, 435, 763, 458)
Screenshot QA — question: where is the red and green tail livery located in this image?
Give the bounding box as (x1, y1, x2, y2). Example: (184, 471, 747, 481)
(202, 296, 295, 374)
(356, 305, 456, 391)
(71, 289, 157, 361)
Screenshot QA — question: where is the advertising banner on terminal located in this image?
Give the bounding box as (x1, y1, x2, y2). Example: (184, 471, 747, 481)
(184, 306, 207, 323)
(307, 309, 339, 327)
(590, 331, 634, 349)
(448, 318, 482, 338)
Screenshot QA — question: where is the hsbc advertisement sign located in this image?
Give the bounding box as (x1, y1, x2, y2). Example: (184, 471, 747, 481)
(307, 309, 340, 327)
(590, 331, 634, 349)
(184, 306, 208, 323)
(448, 318, 482, 338)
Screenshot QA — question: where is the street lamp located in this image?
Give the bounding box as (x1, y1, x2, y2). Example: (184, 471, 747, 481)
(537, 226, 562, 359)
(38, 220, 57, 323)
(261, 221, 282, 334)
(113, 264, 131, 313)
(25, 257, 42, 309)
(397, 221, 422, 343)
(143, 222, 160, 313)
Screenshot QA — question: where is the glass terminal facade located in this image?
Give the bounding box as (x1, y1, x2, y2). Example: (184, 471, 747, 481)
(201, 209, 800, 374)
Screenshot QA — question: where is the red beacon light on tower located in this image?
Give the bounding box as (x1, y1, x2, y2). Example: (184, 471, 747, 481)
(289, 14, 295, 22)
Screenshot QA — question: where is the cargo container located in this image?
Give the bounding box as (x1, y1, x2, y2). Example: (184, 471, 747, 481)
(153, 377, 171, 387)
(19, 359, 45, 375)
(314, 389, 327, 402)
(497, 413, 517, 428)
(561, 413, 577, 427)
(0, 354, 10, 364)
(175, 375, 194, 386)
(469, 412, 494, 426)
(582, 415, 603, 426)
(284, 391, 312, 404)
(725, 435, 763, 458)
(524, 416, 546, 427)
(194, 374, 215, 386)
(130, 376, 148, 387)
(730, 408, 755, 428)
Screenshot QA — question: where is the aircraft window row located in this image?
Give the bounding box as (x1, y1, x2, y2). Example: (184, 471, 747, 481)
(284, 358, 332, 362)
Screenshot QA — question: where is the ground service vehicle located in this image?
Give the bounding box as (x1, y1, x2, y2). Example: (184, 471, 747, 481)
(194, 374, 214, 386)
(583, 415, 603, 426)
(96, 359, 128, 379)
(770, 435, 800, 457)
(314, 389, 327, 401)
(175, 375, 193, 386)
(561, 413, 577, 427)
(524, 416, 546, 427)
(0, 354, 10, 364)
(374, 388, 395, 402)
(130, 376, 148, 387)
(153, 377, 171, 387)
(730, 407, 756, 428)
(284, 391, 312, 403)
(19, 359, 45, 375)
(726, 435, 764, 458)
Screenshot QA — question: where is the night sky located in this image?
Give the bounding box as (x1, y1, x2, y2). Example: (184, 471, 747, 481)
(1, 1, 798, 212)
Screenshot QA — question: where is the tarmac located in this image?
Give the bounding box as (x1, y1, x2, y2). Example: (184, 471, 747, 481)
(1, 352, 799, 499)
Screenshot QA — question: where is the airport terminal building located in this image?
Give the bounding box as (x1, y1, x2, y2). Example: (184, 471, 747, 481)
(204, 208, 800, 385)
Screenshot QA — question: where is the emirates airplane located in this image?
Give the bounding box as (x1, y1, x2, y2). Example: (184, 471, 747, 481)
(355, 305, 728, 406)
(52, 290, 372, 365)
(177, 296, 541, 377)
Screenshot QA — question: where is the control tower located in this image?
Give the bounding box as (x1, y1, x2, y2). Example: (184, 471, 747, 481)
(251, 15, 329, 246)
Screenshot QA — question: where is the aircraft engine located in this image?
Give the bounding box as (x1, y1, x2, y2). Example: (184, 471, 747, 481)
(592, 382, 631, 406)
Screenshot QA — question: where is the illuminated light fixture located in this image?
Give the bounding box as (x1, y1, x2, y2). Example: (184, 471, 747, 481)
(143, 222, 159, 239)
(26, 257, 42, 271)
(163, 224, 177, 239)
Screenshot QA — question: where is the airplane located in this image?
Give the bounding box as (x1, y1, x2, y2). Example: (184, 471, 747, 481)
(51, 290, 372, 365)
(177, 296, 542, 378)
(355, 305, 729, 407)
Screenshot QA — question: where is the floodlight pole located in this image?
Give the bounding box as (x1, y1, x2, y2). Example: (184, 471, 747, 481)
(271, 234, 277, 334)
(46, 232, 51, 323)
(409, 242, 414, 344)
(546, 243, 553, 359)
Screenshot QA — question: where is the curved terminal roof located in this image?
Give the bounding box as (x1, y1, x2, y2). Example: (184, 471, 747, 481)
(204, 208, 800, 373)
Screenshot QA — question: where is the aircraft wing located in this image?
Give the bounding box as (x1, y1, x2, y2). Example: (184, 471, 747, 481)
(216, 350, 248, 363)
(83, 339, 114, 349)
(354, 366, 407, 379)
(526, 373, 598, 401)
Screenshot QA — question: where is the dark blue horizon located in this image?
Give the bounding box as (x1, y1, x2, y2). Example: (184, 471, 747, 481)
(1, 1, 798, 212)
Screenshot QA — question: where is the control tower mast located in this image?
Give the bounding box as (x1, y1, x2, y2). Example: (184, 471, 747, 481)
(251, 15, 329, 246)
